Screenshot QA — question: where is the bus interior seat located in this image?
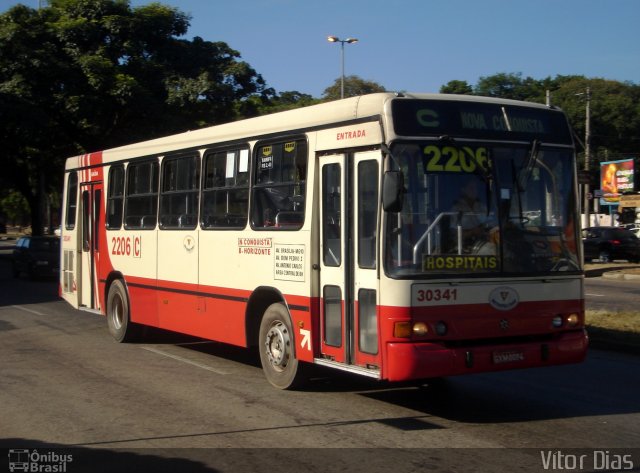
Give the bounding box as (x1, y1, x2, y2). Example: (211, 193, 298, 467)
(141, 215, 156, 229)
(275, 211, 303, 228)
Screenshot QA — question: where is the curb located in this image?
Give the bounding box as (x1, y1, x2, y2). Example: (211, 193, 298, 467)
(601, 271, 640, 281)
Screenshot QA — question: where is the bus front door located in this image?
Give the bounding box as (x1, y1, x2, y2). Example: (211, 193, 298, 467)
(79, 182, 103, 310)
(319, 151, 381, 374)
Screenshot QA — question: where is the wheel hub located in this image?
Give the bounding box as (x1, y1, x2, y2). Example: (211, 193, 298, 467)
(264, 321, 290, 370)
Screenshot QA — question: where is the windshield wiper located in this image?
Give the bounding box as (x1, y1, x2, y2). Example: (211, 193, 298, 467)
(517, 139, 540, 192)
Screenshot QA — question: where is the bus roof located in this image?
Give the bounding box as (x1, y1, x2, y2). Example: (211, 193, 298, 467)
(65, 93, 562, 169)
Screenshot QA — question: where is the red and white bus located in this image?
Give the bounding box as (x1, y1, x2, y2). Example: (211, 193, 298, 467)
(60, 93, 588, 389)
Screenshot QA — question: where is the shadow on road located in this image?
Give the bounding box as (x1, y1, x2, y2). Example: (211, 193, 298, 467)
(0, 260, 59, 307)
(0, 439, 533, 472)
(354, 352, 640, 425)
(1, 439, 216, 472)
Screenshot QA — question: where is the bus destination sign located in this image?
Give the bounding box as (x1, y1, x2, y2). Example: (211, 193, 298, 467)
(392, 99, 572, 143)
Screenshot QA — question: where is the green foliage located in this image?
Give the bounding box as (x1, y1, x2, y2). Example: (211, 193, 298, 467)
(440, 80, 473, 95)
(239, 90, 320, 117)
(322, 75, 386, 101)
(0, 190, 30, 226)
(441, 72, 640, 163)
(0, 0, 266, 234)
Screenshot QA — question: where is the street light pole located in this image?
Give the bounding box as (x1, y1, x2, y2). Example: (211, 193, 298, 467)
(327, 36, 358, 99)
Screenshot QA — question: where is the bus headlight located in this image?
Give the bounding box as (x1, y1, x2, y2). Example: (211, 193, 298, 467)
(435, 321, 448, 336)
(552, 316, 563, 328)
(566, 313, 580, 327)
(412, 322, 428, 336)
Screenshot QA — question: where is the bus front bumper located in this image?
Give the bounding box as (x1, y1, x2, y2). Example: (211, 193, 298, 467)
(385, 329, 588, 382)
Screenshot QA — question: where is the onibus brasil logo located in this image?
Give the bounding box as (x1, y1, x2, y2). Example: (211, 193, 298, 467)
(8, 449, 73, 472)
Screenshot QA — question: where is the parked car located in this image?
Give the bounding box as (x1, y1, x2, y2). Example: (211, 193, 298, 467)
(582, 226, 640, 263)
(12, 235, 60, 279)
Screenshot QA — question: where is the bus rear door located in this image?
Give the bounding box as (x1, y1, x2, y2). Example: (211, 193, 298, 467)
(79, 182, 103, 311)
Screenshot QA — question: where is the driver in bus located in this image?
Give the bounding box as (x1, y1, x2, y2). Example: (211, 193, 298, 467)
(452, 177, 497, 255)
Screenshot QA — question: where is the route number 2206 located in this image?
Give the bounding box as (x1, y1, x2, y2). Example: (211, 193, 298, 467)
(111, 236, 141, 258)
(423, 145, 489, 173)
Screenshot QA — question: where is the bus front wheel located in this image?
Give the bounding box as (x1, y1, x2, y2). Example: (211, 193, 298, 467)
(258, 303, 305, 389)
(106, 279, 139, 343)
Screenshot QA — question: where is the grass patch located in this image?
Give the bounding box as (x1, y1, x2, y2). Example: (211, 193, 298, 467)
(586, 310, 640, 333)
(586, 310, 640, 354)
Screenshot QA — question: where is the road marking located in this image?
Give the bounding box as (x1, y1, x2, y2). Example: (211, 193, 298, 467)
(140, 346, 229, 375)
(585, 293, 605, 297)
(11, 305, 46, 316)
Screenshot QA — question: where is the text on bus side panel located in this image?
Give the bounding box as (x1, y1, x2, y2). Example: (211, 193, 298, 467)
(111, 236, 142, 258)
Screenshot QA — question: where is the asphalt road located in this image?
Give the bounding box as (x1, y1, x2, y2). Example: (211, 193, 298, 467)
(1, 257, 639, 472)
(585, 276, 640, 313)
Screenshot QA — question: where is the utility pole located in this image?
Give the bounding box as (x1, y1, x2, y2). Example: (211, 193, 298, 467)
(584, 87, 592, 227)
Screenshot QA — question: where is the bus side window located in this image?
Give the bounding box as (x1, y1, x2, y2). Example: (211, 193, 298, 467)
(106, 165, 124, 230)
(65, 171, 78, 230)
(201, 147, 249, 229)
(124, 159, 159, 230)
(159, 154, 199, 230)
(251, 139, 307, 230)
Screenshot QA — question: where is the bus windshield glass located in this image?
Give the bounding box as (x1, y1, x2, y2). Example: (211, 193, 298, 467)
(385, 142, 580, 277)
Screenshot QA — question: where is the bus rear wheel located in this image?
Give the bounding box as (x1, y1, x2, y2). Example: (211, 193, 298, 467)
(258, 303, 305, 389)
(107, 279, 139, 343)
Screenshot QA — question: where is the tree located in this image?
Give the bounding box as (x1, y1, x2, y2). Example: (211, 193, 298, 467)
(238, 89, 320, 117)
(322, 75, 386, 101)
(473, 72, 546, 101)
(440, 72, 640, 165)
(549, 77, 640, 156)
(0, 191, 30, 227)
(440, 80, 473, 95)
(0, 0, 267, 235)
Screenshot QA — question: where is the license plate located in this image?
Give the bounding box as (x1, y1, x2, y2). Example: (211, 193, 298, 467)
(492, 350, 525, 364)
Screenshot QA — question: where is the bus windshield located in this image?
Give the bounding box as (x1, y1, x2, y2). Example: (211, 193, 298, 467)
(385, 142, 580, 277)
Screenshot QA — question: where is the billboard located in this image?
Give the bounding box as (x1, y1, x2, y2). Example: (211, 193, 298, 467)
(600, 159, 634, 205)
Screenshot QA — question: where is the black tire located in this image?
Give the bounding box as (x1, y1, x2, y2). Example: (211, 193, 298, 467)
(598, 248, 611, 263)
(106, 279, 139, 343)
(258, 302, 305, 389)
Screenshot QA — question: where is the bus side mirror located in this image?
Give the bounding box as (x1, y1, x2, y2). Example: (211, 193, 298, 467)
(382, 171, 404, 213)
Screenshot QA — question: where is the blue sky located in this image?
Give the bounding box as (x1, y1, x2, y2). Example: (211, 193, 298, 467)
(2, 0, 639, 97)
